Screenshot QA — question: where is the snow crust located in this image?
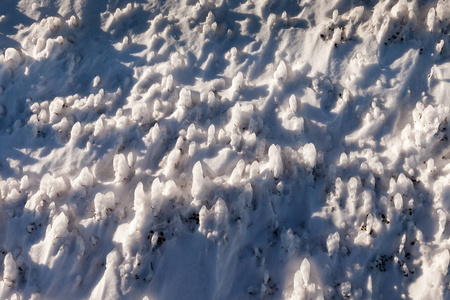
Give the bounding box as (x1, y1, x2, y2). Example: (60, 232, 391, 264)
(0, 0, 449, 299)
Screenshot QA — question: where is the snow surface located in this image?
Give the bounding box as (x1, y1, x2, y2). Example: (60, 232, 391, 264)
(0, 0, 449, 299)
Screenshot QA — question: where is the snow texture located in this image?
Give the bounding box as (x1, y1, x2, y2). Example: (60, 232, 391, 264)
(0, 0, 449, 299)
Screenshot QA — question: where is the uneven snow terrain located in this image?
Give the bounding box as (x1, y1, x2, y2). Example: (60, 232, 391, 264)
(0, 0, 449, 299)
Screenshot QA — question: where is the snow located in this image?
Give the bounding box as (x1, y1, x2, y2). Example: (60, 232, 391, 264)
(2, 253, 18, 288)
(0, 0, 449, 299)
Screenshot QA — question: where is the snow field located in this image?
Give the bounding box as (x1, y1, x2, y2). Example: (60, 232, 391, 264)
(0, 0, 449, 299)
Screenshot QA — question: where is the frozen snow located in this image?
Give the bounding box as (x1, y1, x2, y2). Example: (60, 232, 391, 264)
(0, 0, 449, 299)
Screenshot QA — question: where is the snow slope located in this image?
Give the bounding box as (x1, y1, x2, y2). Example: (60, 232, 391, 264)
(0, 0, 449, 299)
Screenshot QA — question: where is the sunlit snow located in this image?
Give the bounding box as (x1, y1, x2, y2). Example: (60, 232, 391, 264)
(0, 0, 449, 299)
